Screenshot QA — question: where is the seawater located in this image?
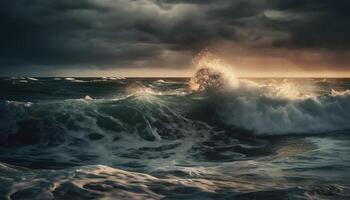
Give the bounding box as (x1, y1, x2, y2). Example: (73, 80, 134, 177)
(0, 76, 350, 199)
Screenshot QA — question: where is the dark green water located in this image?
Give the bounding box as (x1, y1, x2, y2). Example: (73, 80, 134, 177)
(0, 77, 350, 199)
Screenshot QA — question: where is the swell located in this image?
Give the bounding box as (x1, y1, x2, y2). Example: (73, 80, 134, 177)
(1, 162, 349, 200)
(0, 88, 270, 169)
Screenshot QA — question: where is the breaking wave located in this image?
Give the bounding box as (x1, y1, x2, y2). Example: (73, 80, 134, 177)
(189, 54, 350, 135)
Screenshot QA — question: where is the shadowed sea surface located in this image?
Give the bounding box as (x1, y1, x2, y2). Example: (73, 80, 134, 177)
(0, 76, 350, 199)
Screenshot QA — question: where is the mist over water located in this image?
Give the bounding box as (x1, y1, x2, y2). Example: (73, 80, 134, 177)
(0, 74, 350, 199)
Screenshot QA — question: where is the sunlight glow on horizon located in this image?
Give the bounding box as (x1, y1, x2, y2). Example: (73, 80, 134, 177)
(49, 67, 350, 78)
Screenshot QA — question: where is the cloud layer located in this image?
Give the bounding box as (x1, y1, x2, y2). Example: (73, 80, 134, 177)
(0, 0, 349, 75)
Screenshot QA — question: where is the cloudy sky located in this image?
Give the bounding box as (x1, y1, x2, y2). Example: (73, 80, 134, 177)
(1, 0, 349, 77)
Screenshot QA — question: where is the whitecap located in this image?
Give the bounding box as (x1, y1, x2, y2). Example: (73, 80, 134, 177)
(24, 102, 33, 107)
(331, 89, 350, 96)
(27, 77, 39, 81)
(84, 95, 93, 101)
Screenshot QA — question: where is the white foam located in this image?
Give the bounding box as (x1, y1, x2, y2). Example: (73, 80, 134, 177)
(331, 89, 350, 96)
(84, 95, 93, 101)
(64, 77, 86, 82)
(27, 77, 39, 81)
(24, 102, 33, 107)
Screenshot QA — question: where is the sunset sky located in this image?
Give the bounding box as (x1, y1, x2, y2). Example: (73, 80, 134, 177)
(1, 0, 349, 77)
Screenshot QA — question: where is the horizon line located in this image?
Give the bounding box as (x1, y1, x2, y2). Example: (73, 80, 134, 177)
(2, 76, 350, 79)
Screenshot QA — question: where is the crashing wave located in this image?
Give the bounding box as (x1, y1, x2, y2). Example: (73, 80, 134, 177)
(189, 68, 225, 91)
(188, 54, 350, 134)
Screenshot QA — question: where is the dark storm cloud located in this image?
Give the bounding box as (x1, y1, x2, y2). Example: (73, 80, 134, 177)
(269, 0, 350, 50)
(209, 1, 262, 21)
(0, 0, 349, 73)
(156, 0, 215, 4)
(0, 0, 236, 70)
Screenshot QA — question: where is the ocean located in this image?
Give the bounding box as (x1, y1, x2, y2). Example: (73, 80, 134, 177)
(0, 75, 350, 199)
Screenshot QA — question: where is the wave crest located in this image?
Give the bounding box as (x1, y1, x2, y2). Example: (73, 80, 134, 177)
(189, 68, 225, 91)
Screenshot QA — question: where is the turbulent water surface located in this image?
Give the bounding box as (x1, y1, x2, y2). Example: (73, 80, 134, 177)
(1, 76, 350, 199)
